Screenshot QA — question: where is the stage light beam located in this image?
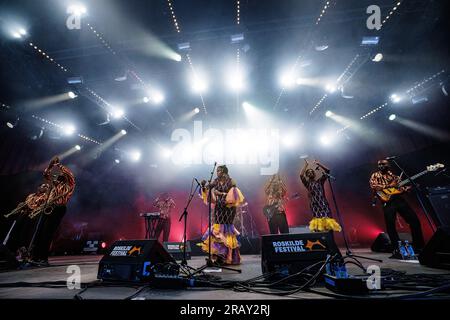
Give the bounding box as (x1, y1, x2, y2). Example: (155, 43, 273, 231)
(68, 4, 87, 16)
(112, 108, 124, 119)
(130, 150, 142, 162)
(326, 83, 337, 93)
(390, 94, 402, 103)
(62, 124, 76, 136)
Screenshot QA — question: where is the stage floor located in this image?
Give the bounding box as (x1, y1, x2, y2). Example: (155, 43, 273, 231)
(0, 249, 449, 300)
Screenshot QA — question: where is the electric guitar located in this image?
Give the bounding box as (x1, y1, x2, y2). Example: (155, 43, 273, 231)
(376, 163, 444, 202)
(263, 193, 300, 220)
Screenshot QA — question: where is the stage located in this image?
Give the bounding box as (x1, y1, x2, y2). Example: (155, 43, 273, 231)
(1, 249, 449, 300)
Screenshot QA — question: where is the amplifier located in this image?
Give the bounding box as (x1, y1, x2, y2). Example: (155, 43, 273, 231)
(261, 232, 341, 278)
(427, 186, 450, 227)
(163, 241, 191, 261)
(97, 239, 176, 282)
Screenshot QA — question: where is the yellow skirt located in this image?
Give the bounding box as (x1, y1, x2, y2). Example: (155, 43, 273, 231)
(309, 217, 342, 232)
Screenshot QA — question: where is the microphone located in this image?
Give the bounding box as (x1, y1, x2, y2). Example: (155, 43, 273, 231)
(385, 156, 397, 160)
(194, 178, 202, 186)
(323, 172, 336, 180)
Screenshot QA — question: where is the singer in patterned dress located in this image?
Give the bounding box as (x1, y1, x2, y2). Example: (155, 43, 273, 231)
(199, 165, 245, 265)
(300, 159, 341, 232)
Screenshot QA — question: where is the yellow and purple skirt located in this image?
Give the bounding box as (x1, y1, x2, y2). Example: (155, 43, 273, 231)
(199, 223, 241, 265)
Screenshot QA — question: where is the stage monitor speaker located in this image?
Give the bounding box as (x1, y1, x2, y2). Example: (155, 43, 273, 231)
(163, 241, 191, 261)
(371, 232, 393, 253)
(97, 239, 176, 282)
(419, 227, 450, 269)
(261, 232, 340, 278)
(427, 187, 450, 227)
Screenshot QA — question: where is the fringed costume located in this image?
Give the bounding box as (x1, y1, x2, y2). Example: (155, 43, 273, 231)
(199, 172, 244, 265)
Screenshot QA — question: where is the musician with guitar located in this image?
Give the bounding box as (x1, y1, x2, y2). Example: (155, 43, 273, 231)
(263, 174, 291, 234)
(369, 159, 442, 257)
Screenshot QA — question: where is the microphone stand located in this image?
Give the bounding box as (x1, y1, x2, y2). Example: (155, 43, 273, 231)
(324, 171, 382, 263)
(389, 159, 436, 233)
(177, 178, 200, 275)
(191, 163, 241, 275)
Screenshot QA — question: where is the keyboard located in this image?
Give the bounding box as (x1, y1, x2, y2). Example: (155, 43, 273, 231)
(140, 212, 161, 217)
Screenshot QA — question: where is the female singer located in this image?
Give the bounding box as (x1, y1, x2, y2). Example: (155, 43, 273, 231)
(300, 159, 341, 233)
(199, 165, 244, 265)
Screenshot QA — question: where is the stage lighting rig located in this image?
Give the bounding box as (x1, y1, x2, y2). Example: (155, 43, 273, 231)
(231, 33, 244, 44)
(67, 76, 83, 84)
(361, 36, 379, 46)
(177, 42, 190, 51)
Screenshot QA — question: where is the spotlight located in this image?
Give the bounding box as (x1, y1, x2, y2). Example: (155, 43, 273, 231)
(315, 45, 329, 51)
(112, 108, 124, 119)
(62, 124, 76, 136)
(191, 75, 208, 93)
(130, 150, 141, 162)
(12, 32, 22, 39)
(6, 117, 19, 129)
(18, 28, 27, 36)
(68, 4, 87, 16)
(75, 145, 81, 150)
(389, 114, 396, 121)
(227, 69, 245, 92)
(143, 97, 150, 103)
(174, 54, 182, 62)
(280, 73, 296, 88)
(372, 53, 383, 62)
(151, 91, 164, 104)
(68, 91, 77, 99)
(194, 107, 200, 114)
(319, 133, 334, 146)
(390, 94, 402, 103)
(281, 132, 299, 148)
(114, 159, 120, 164)
(326, 83, 337, 93)
(120, 129, 127, 135)
(325, 110, 333, 117)
(242, 101, 252, 112)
